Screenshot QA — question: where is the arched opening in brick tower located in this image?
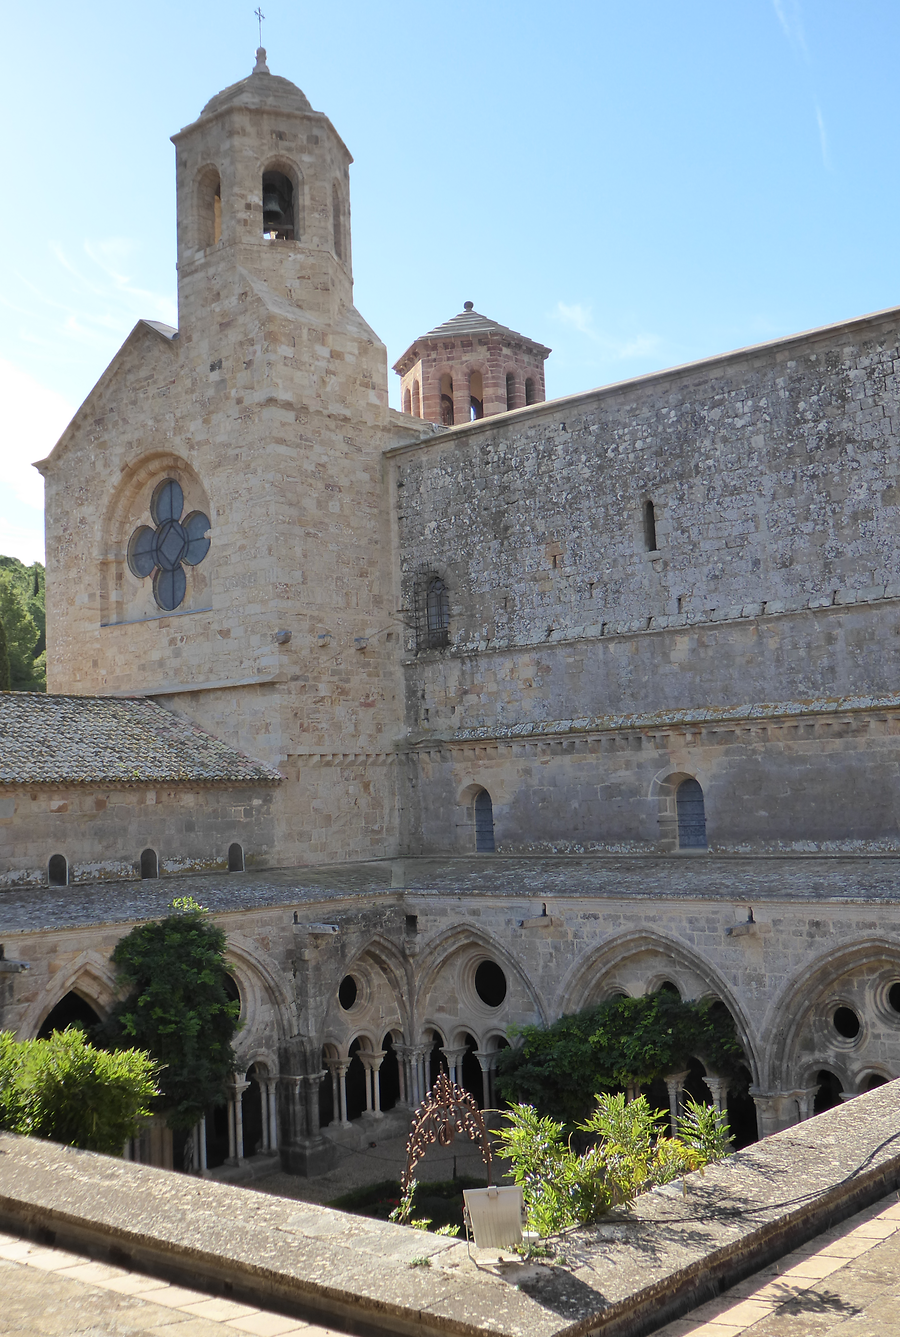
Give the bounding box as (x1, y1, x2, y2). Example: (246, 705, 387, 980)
(197, 167, 221, 248)
(262, 171, 294, 240)
(469, 370, 484, 420)
(506, 372, 516, 411)
(440, 373, 454, 426)
(525, 376, 537, 406)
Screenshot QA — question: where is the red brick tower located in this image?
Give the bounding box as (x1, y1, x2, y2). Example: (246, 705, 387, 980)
(393, 303, 551, 425)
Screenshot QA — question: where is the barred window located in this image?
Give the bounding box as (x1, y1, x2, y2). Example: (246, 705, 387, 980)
(676, 778, 707, 849)
(418, 575, 450, 651)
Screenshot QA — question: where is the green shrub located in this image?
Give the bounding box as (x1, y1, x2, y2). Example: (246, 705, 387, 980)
(496, 1092, 731, 1237)
(0, 1028, 158, 1155)
(495, 993, 744, 1123)
(99, 898, 240, 1130)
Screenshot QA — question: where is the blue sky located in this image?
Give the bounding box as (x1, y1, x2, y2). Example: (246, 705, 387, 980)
(2, 0, 899, 564)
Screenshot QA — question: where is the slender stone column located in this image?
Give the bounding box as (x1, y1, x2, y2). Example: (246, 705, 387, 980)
(227, 1097, 236, 1162)
(324, 1059, 351, 1126)
(664, 1070, 690, 1133)
(473, 1050, 496, 1109)
(440, 1046, 468, 1085)
(412, 1044, 431, 1104)
(199, 1114, 208, 1172)
(703, 1075, 728, 1113)
(361, 1051, 386, 1118)
(232, 1079, 250, 1161)
(749, 1088, 807, 1136)
(266, 1080, 278, 1150)
(393, 1045, 414, 1106)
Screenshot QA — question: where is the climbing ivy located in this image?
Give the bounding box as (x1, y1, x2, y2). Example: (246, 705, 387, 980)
(495, 992, 745, 1125)
(100, 898, 240, 1131)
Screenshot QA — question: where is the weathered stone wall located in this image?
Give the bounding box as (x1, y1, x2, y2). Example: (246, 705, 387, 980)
(0, 782, 277, 889)
(399, 700, 900, 856)
(392, 308, 900, 710)
(390, 308, 900, 852)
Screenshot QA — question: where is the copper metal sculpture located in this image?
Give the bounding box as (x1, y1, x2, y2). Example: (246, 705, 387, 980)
(401, 1071, 493, 1191)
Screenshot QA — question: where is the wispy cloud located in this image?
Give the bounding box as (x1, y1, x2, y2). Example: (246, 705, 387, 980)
(772, 0, 809, 59)
(554, 302, 661, 362)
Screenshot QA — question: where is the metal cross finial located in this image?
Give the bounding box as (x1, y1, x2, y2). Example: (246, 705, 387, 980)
(254, 7, 265, 46)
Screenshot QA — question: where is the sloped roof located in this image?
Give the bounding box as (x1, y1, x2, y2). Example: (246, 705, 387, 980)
(0, 694, 282, 787)
(199, 53, 312, 119)
(392, 307, 551, 373)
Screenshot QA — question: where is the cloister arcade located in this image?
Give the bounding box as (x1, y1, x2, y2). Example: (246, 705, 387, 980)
(21, 920, 900, 1174)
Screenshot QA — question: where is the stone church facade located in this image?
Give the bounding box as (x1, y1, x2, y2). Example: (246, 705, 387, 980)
(2, 51, 900, 1171)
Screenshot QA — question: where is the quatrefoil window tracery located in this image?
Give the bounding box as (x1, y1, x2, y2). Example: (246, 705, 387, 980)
(127, 479, 210, 611)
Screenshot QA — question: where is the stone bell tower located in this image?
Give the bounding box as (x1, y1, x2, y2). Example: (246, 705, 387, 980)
(172, 47, 354, 333)
(39, 52, 405, 866)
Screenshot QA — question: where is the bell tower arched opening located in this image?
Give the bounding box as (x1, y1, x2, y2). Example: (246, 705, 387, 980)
(262, 170, 295, 240)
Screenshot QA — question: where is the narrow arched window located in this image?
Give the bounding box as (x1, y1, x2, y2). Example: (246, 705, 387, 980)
(423, 576, 450, 650)
(474, 789, 495, 853)
(262, 170, 294, 240)
(440, 372, 454, 426)
(676, 779, 707, 849)
(644, 500, 658, 552)
(140, 848, 159, 880)
(48, 854, 67, 887)
(403, 387, 412, 415)
(469, 370, 484, 420)
(506, 372, 515, 411)
(198, 168, 221, 248)
(525, 377, 536, 406)
(413, 380, 421, 418)
(228, 842, 244, 872)
(332, 183, 344, 259)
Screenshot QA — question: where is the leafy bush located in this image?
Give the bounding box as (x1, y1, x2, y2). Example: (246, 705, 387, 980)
(99, 898, 240, 1130)
(0, 1028, 158, 1155)
(495, 993, 744, 1123)
(496, 1092, 731, 1237)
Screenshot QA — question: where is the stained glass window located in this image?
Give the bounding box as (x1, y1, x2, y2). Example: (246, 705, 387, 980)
(127, 478, 210, 611)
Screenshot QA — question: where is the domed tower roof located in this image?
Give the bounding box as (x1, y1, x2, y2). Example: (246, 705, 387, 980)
(200, 48, 313, 118)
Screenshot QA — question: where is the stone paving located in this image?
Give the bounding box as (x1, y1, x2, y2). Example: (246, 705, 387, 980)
(0, 1231, 344, 1337)
(657, 1193, 900, 1337)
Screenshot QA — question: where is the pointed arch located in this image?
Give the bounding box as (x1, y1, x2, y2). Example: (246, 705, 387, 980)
(412, 922, 548, 1025)
(20, 950, 120, 1040)
(763, 937, 900, 1091)
(555, 929, 760, 1084)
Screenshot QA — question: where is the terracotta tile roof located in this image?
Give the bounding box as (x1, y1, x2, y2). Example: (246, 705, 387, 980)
(0, 693, 282, 786)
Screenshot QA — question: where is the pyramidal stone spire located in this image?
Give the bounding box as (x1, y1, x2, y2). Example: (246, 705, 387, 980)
(253, 47, 270, 74)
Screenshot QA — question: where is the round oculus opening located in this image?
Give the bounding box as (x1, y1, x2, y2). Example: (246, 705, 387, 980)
(888, 982, 900, 1015)
(338, 975, 358, 1011)
(474, 959, 507, 1008)
(833, 1006, 861, 1039)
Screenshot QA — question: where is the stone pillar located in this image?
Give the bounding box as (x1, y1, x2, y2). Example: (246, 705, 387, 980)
(703, 1075, 728, 1113)
(394, 1045, 414, 1106)
(227, 1098, 236, 1162)
(360, 1051, 385, 1118)
(255, 1078, 270, 1153)
(473, 1050, 496, 1108)
(664, 1070, 690, 1133)
(303, 1071, 327, 1137)
(453, 375, 470, 430)
(266, 1080, 278, 1151)
(325, 1059, 351, 1127)
(749, 1088, 807, 1137)
(440, 1047, 468, 1085)
(231, 1079, 250, 1162)
(199, 1114, 208, 1173)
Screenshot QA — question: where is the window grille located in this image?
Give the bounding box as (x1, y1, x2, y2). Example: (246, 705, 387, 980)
(676, 779, 707, 849)
(417, 574, 450, 652)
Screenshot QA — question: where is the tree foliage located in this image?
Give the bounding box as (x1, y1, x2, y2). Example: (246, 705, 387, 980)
(497, 1092, 731, 1237)
(101, 898, 240, 1130)
(0, 558, 45, 691)
(0, 1028, 158, 1155)
(0, 615, 9, 691)
(495, 993, 745, 1124)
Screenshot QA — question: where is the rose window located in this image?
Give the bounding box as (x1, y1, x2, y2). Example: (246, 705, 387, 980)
(127, 479, 210, 611)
